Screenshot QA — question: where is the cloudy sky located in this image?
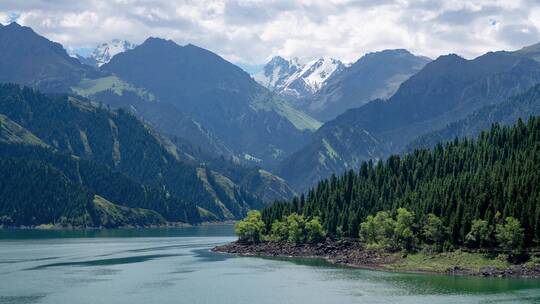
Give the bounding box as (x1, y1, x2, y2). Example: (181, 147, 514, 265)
(1, 0, 540, 69)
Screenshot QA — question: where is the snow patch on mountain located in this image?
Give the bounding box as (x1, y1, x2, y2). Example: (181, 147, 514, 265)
(254, 56, 344, 100)
(285, 57, 344, 94)
(253, 56, 303, 90)
(91, 39, 136, 66)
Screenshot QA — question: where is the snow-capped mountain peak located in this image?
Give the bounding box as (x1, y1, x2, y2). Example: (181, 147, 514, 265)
(91, 39, 136, 66)
(254, 56, 303, 90)
(286, 57, 344, 93)
(254, 56, 344, 100)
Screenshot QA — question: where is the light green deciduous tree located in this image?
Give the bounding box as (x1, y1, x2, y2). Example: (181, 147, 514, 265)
(495, 217, 524, 254)
(465, 219, 492, 248)
(423, 213, 447, 251)
(306, 217, 326, 243)
(235, 210, 265, 243)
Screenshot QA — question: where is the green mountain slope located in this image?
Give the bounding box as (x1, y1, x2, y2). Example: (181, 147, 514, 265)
(0, 142, 200, 223)
(0, 114, 47, 147)
(0, 156, 165, 228)
(100, 38, 319, 167)
(409, 84, 540, 150)
(92, 195, 166, 228)
(0, 84, 294, 224)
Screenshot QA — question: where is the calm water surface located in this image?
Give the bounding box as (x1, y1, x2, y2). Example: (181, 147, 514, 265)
(1, 225, 539, 304)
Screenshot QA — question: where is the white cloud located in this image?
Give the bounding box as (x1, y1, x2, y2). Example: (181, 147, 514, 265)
(1, 0, 539, 65)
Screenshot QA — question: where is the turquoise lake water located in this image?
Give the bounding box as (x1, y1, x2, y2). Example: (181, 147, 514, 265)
(1, 225, 539, 304)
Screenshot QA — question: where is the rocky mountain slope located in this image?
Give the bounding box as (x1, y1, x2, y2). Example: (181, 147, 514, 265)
(308, 49, 430, 121)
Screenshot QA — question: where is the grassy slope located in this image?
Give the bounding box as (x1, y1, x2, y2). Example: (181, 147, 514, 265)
(196, 167, 235, 220)
(93, 195, 166, 227)
(386, 250, 510, 273)
(72, 76, 156, 101)
(0, 114, 48, 147)
(250, 93, 322, 131)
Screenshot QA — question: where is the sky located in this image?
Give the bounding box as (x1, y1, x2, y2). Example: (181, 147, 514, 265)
(1, 0, 540, 70)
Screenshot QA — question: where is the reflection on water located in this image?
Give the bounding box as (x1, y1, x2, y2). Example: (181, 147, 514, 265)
(0, 225, 235, 239)
(28, 253, 183, 270)
(0, 225, 539, 304)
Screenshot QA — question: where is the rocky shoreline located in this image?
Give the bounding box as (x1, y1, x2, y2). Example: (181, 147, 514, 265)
(213, 240, 540, 278)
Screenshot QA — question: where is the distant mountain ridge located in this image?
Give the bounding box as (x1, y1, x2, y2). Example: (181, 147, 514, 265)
(0, 22, 99, 93)
(256, 50, 430, 121)
(408, 84, 540, 151)
(514, 41, 540, 63)
(308, 49, 431, 121)
(0, 22, 318, 171)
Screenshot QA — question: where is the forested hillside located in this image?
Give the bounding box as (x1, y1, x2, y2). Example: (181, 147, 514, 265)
(0, 156, 167, 227)
(263, 117, 540, 247)
(0, 84, 284, 225)
(0, 142, 199, 225)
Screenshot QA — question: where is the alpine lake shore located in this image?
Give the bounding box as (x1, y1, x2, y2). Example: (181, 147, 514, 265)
(213, 239, 540, 278)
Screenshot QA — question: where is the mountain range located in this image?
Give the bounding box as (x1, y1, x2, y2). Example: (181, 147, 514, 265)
(0, 23, 299, 226)
(0, 22, 320, 169)
(97, 38, 320, 168)
(279, 50, 540, 191)
(408, 84, 540, 151)
(255, 50, 430, 121)
(2, 21, 540, 226)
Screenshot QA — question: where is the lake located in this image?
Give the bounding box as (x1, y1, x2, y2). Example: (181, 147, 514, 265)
(1, 225, 539, 304)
